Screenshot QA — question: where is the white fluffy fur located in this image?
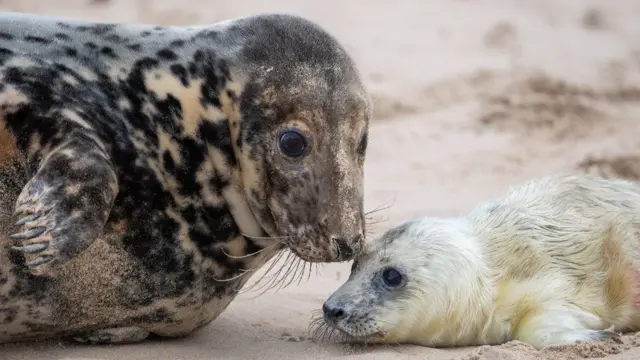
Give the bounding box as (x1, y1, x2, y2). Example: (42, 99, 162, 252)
(326, 174, 640, 349)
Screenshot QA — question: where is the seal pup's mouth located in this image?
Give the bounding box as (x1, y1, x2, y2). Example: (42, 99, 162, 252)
(309, 310, 388, 344)
(334, 324, 387, 341)
(328, 324, 389, 343)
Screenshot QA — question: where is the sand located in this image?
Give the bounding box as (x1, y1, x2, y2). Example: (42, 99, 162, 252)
(3, 0, 640, 359)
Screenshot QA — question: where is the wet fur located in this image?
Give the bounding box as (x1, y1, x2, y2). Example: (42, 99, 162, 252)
(0, 12, 371, 343)
(319, 175, 640, 350)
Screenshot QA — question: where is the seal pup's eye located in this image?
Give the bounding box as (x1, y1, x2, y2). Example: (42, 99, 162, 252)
(381, 267, 403, 288)
(278, 129, 308, 158)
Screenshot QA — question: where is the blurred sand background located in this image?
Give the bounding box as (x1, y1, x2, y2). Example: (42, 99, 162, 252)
(3, 0, 640, 359)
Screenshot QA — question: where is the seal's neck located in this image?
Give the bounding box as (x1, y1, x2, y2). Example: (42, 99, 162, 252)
(463, 216, 528, 346)
(147, 43, 283, 276)
(155, 43, 267, 241)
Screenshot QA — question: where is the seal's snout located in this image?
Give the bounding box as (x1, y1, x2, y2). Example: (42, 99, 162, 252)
(332, 233, 363, 261)
(322, 302, 347, 322)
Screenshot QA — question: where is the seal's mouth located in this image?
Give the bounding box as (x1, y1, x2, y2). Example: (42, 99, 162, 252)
(281, 234, 344, 263)
(327, 320, 387, 341)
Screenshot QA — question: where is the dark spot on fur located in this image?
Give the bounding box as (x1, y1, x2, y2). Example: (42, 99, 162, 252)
(54, 33, 71, 41)
(162, 150, 176, 172)
(170, 39, 186, 48)
(100, 46, 118, 59)
(90, 24, 117, 36)
(64, 47, 78, 57)
(127, 43, 142, 51)
(24, 36, 51, 44)
(157, 49, 178, 61)
(169, 64, 189, 87)
(105, 34, 125, 43)
(84, 42, 98, 50)
(226, 90, 237, 103)
(141, 31, 152, 37)
(0, 48, 14, 64)
(0, 32, 14, 40)
(199, 120, 237, 168)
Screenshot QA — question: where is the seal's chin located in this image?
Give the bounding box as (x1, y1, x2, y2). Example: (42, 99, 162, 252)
(278, 231, 347, 262)
(285, 240, 341, 263)
(335, 326, 388, 342)
(326, 319, 388, 342)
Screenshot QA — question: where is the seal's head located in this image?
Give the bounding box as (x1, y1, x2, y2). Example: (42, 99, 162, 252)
(318, 217, 488, 345)
(226, 14, 371, 262)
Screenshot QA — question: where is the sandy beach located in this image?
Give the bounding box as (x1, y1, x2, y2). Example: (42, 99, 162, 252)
(2, 0, 640, 359)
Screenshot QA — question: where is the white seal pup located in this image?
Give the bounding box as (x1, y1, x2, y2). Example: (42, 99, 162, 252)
(318, 174, 640, 350)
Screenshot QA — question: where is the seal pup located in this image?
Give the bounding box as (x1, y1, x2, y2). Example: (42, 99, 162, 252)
(318, 174, 640, 350)
(0, 12, 371, 344)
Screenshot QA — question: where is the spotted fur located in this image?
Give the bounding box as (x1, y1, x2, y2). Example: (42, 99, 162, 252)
(0, 12, 371, 344)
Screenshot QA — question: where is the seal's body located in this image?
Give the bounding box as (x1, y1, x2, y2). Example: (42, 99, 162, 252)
(0, 12, 371, 344)
(321, 175, 640, 350)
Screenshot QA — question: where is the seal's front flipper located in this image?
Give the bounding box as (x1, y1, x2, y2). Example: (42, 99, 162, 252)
(72, 326, 150, 344)
(523, 328, 621, 349)
(10, 135, 118, 276)
(515, 309, 622, 349)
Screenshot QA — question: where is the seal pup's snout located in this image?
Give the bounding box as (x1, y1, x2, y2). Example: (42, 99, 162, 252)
(331, 233, 364, 261)
(322, 302, 347, 322)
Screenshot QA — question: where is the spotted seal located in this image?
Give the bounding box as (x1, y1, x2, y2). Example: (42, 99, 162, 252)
(317, 174, 640, 350)
(0, 12, 371, 344)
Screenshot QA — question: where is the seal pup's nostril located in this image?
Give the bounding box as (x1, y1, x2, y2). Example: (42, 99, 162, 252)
(322, 302, 346, 320)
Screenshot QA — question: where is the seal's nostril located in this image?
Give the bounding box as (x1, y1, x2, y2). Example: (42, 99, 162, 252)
(323, 303, 346, 320)
(332, 237, 353, 259)
(351, 233, 364, 246)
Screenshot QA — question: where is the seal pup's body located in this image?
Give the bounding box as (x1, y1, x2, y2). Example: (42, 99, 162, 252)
(0, 12, 371, 344)
(321, 175, 640, 350)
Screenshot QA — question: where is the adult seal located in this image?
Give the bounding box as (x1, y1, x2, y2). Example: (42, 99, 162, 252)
(0, 12, 371, 344)
(319, 175, 640, 350)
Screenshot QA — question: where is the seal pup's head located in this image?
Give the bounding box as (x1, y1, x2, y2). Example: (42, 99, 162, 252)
(223, 14, 371, 262)
(317, 217, 491, 346)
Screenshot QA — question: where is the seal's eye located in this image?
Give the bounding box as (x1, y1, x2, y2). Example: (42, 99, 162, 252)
(278, 129, 308, 158)
(381, 267, 403, 288)
(357, 131, 368, 156)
